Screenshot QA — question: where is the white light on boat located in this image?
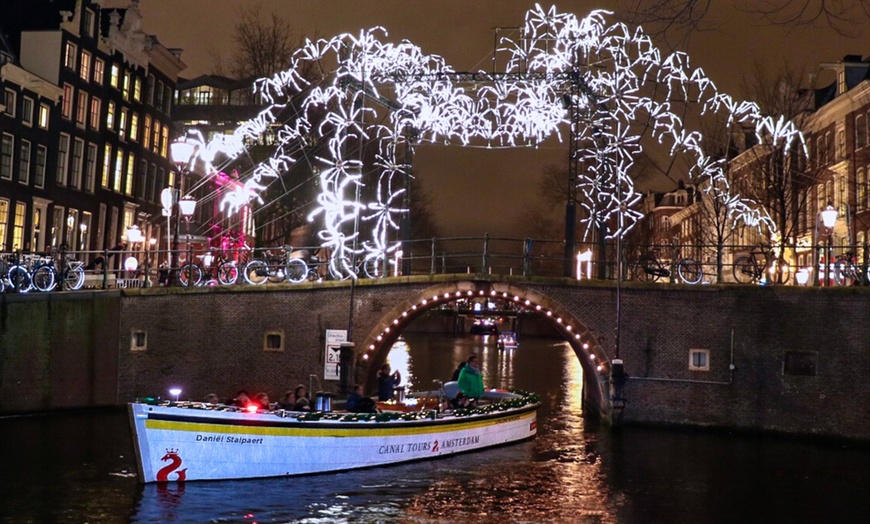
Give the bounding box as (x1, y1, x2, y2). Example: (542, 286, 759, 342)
(404, 398, 418, 406)
(169, 388, 181, 401)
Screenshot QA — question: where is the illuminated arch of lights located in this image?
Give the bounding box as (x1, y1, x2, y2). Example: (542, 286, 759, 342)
(361, 287, 609, 373)
(183, 4, 803, 278)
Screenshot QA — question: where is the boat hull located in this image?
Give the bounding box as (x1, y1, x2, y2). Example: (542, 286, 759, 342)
(129, 402, 538, 482)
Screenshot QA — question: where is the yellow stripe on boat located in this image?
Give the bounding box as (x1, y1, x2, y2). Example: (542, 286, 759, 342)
(145, 411, 534, 438)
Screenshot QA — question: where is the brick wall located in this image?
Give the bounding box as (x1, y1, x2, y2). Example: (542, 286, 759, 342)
(2, 277, 867, 441)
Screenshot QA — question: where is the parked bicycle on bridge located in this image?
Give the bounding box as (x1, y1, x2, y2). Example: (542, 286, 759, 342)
(732, 243, 791, 285)
(832, 251, 869, 286)
(632, 244, 703, 284)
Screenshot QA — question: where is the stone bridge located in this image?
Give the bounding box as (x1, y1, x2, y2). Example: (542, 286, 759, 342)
(1, 274, 867, 441)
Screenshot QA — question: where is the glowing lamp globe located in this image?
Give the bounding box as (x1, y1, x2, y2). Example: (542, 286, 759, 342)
(795, 269, 809, 286)
(170, 139, 195, 166)
(169, 387, 182, 401)
(126, 225, 144, 243)
(178, 196, 197, 217)
(124, 256, 139, 272)
(821, 205, 838, 229)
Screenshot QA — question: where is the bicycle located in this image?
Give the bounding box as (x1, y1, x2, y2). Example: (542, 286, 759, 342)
(29, 249, 86, 292)
(243, 246, 308, 285)
(179, 248, 240, 286)
(732, 244, 791, 285)
(632, 246, 703, 284)
(0, 253, 32, 293)
(833, 251, 869, 286)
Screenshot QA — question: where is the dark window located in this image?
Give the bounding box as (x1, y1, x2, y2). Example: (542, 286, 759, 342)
(783, 351, 817, 376)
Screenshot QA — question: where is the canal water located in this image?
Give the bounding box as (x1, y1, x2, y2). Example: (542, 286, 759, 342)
(1, 334, 867, 523)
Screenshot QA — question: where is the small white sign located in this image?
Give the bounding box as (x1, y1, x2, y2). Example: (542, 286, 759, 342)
(324, 329, 347, 380)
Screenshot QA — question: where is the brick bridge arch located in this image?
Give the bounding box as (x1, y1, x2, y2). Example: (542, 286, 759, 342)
(357, 279, 612, 417)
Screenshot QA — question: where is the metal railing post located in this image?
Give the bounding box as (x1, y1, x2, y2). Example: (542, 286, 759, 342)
(430, 238, 436, 275)
(101, 248, 109, 289)
(482, 233, 489, 273)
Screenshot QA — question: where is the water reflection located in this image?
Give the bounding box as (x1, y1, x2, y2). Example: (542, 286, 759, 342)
(2, 334, 867, 523)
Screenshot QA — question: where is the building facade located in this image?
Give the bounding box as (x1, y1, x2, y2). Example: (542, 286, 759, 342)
(0, 0, 185, 265)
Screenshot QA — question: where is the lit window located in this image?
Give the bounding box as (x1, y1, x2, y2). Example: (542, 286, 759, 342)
(125, 153, 134, 195)
(106, 101, 115, 130)
(110, 64, 120, 88)
(38, 103, 49, 129)
(114, 150, 123, 191)
(80, 51, 91, 81)
(61, 84, 73, 119)
(101, 144, 111, 188)
(122, 72, 131, 100)
(12, 202, 25, 252)
(119, 108, 128, 141)
(688, 349, 709, 371)
(89, 97, 101, 129)
(94, 59, 104, 84)
(133, 77, 142, 101)
(0, 198, 8, 250)
(64, 42, 77, 70)
(142, 115, 152, 149)
(130, 113, 139, 142)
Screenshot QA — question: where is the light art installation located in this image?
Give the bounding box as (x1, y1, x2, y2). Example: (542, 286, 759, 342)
(184, 4, 803, 278)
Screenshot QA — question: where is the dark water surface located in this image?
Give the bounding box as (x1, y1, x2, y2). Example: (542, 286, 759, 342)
(1, 334, 867, 523)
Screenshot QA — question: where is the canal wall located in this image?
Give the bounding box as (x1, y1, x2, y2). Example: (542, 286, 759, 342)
(0, 277, 867, 442)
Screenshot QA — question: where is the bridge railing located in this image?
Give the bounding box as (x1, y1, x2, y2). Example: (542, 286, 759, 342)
(2, 237, 867, 291)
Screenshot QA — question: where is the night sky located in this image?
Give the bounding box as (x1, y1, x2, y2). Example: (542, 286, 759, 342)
(137, 0, 868, 237)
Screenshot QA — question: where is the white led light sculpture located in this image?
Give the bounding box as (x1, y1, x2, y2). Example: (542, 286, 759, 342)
(182, 4, 802, 277)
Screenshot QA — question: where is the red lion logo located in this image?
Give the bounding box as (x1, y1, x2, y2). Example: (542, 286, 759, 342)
(156, 448, 188, 482)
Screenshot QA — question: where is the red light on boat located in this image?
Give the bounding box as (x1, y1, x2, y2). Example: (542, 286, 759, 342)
(246, 404, 258, 413)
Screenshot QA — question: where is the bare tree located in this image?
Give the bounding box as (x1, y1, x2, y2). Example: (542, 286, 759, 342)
(617, 0, 869, 46)
(727, 63, 828, 282)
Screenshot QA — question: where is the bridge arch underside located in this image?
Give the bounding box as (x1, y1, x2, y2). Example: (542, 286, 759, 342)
(359, 280, 611, 419)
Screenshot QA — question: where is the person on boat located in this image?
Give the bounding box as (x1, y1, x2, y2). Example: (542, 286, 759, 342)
(346, 384, 363, 411)
(376, 364, 401, 401)
(232, 390, 252, 408)
(255, 392, 271, 410)
(203, 393, 219, 404)
(450, 359, 467, 382)
(293, 384, 311, 411)
(457, 354, 484, 405)
(278, 390, 296, 410)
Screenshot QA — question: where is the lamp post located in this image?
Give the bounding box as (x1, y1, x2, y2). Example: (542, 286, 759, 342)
(820, 203, 838, 287)
(168, 138, 197, 277)
(178, 195, 197, 286)
(125, 224, 144, 279)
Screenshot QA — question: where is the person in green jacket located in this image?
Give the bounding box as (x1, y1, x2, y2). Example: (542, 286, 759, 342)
(457, 354, 484, 404)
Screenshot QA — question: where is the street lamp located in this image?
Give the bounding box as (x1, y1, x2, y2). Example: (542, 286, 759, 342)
(178, 195, 197, 276)
(820, 203, 838, 287)
(125, 224, 144, 275)
(168, 138, 197, 277)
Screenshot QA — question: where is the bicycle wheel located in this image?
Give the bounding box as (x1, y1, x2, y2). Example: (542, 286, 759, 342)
(243, 259, 269, 285)
(765, 257, 791, 285)
(32, 265, 56, 292)
(363, 256, 387, 279)
(217, 261, 238, 285)
(633, 256, 662, 282)
(285, 258, 308, 284)
(178, 263, 203, 286)
(8, 265, 32, 292)
(732, 256, 756, 284)
(677, 258, 703, 284)
(64, 265, 85, 290)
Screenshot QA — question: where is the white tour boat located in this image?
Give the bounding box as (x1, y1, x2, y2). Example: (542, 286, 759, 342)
(129, 388, 539, 482)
